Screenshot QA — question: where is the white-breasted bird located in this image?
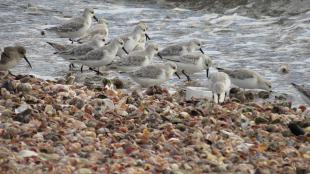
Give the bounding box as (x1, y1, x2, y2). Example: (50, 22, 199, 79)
(209, 72, 231, 104)
(45, 8, 99, 42)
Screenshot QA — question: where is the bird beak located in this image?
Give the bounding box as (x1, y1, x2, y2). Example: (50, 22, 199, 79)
(157, 53, 163, 59)
(199, 48, 204, 54)
(206, 68, 209, 78)
(174, 72, 181, 79)
(23, 56, 32, 69)
(145, 33, 151, 40)
(93, 16, 99, 22)
(122, 47, 129, 54)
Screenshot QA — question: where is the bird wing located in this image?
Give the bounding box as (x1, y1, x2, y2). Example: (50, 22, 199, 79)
(178, 54, 201, 64)
(122, 55, 146, 66)
(218, 68, 255, 80)
(159, 45, 183, 56)
(49, 18, 84, 33)
(130, 65, 163, 79)
(47, 42, 68, 52)
(61, 45, 93, 56)
(0, 51, 11, 64)
(78, 49, 105, 61)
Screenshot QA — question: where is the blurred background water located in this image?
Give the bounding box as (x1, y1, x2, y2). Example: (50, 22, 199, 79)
(0, 0, 309, 105)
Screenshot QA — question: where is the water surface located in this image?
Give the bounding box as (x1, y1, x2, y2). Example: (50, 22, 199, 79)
(0, 0, 309, 105)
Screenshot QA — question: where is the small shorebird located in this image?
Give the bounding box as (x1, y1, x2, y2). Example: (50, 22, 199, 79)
(51, 34, 106, 71)
(291, 83, 310, 105)
(117, 22, 150, 57)
(0, 46, 32, 74)
(159, 39, 204, 57)
(128, 62, 177, 88)
(68, 38, 126, 75)
(216, 68, 272, 92)
(209, 72, 231, 104)
(77, 18, 109, 43)
(45, 8, 98, 42)
(108, 43, 162, 72)
(164, 52, 212, 81)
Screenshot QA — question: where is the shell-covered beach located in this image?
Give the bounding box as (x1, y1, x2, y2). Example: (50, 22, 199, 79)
(0, 74, 309, 173)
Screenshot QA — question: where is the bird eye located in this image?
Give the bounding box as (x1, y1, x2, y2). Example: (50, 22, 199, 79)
(102, 39, 105, 41)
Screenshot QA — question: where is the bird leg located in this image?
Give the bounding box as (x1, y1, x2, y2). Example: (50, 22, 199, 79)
(8, 71, 16, 77)
(218, 93, 220, 104)
(69, 38, 74, 44)
(174, 72, 181, 79)
(181, 70, 191, 82)
(89, 67, 103, 75)
(80, 65, 84, 73)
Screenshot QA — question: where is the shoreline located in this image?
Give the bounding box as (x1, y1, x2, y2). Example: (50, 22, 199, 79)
(0, 74, 309, 173)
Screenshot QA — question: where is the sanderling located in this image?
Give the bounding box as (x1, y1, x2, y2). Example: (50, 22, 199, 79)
(0, 46, 32, 74)
(159, 39, 204, 57)
(164, 52, 212, 81)
(117, 22, 150, 57)
(53, 35, 106, 71)
(209, 72, 231, 104)
(216, 68, 272, 92)
(291, 83, 310, 105)
(108, 43, 161, 72)
(128, 62, 177, 88)
(77, 18, 108, 43)
(48, 34, 105, 53)
(45, 8, 98, 42)
(68, 38, 126, 75)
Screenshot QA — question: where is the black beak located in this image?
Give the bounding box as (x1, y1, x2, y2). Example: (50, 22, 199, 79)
(145, 33, 151, 40)
(206, 68, 209, 78)
(24, 56, 32, 69)
(199, 48, 204, 54)
(122, 47, 129, 54)
(93, 16, 99, 22)
(174, 72, 181, 79)
(157, 53, 163, 59)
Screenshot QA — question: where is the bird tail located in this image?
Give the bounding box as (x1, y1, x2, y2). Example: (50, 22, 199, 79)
(216, 67, 225, 71)
(46, 42, 66, 52)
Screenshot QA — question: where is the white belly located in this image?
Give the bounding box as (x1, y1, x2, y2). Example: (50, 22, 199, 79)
(231, 78, 258, 89)
(132, 74, 167, 87)
(176, 62, 204, 74)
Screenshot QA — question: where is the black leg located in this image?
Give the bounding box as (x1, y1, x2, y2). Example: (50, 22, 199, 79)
(69, 38, 74, 44)
(224, 92, 227, 101)
(218, 94, 220, 104)
(89, 67, 103, 75)
(8, 71, 16, 77)
(175, 72, 181, 79)
(69, 64, 72, 70)
(181, 70, 191, 82)
(212, 93, 214, 102)
(80, 65, 83, 73)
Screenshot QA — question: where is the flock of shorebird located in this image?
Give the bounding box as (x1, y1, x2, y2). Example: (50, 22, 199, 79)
(0, 8, 309, 104)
